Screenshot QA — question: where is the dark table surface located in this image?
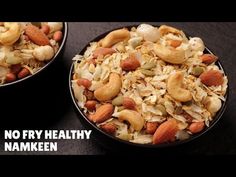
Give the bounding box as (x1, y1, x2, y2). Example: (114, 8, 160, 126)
(0, 22, 235, 155)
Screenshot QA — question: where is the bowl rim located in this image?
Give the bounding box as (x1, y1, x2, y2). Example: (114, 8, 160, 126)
(0, 22, 68, 88)
(69, 25, 229, 148)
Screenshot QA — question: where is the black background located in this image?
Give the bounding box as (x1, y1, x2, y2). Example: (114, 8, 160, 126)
(0, 22, 235, 155)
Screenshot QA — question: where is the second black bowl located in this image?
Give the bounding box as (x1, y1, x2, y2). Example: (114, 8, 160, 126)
(69, 25, 228, 151)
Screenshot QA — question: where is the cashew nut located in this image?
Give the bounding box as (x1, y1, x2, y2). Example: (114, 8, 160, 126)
(0, 22, 21, 45)
(167, 72, 192, 102)
(101, 29, 130, 48)
(204, 96, 222, 116)
(94, 73, 122, 101)
(153, 43, 186, 64)
(158, 25, 182, 36)
(118, 109, 144, 131)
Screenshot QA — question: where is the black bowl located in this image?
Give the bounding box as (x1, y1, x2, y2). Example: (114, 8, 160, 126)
(0, 22, 68, 90)
(69, 25, 228, 151)
(0, 22, 68, 129)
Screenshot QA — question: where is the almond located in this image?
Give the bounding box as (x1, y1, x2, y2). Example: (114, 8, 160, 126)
(146, 122, 158, 134)
(122, 97, 136, 110)
(200, 54, 218, 64)
(199, 69, 223, 86)
(100, 123, 117, 134)
(89, 103, 114, 123)
(153, 119, 178, 144)
(93, 47, 116, 58)
(188, 122, 205, 134)
(17, 68, 30, 79)
(77, 78, 92, 89)
(84, 100, 97, 111)
(25, 25, 50, 46)
(120, 53, 140, 71)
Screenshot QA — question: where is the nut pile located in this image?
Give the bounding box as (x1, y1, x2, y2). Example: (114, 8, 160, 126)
(0, 22, 64, 85)
(71, 24, 228, 145)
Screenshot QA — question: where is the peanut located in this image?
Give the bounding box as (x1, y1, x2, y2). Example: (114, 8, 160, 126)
(188, 122, 205, 134)
(77, 78, 91, 89)
(122, 97, 136, 110)
(84, 100, 97, 111)
(89, 103, 114, 123)
(100, 123, 117, 134)
(167, 72, 192, 102)
(199, 69, 223, 86)
(102, 28, 130, 48)
(120, 53, 140, 71)
(53, 31, 63, 42)
(94, 73, 122, 101)
(118, 109, 144, 131)
(153, 119, 178, 144)
(200, 54, 218, 64)
(10, 64, 21, 74)
(5, 73, 16, 83)
(17, 68, 30, 79)
(83, 89, 95, 100)
(41, 24, 50, 35)
(93, 47, 116, 59)
(146, 122, 158, 134)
